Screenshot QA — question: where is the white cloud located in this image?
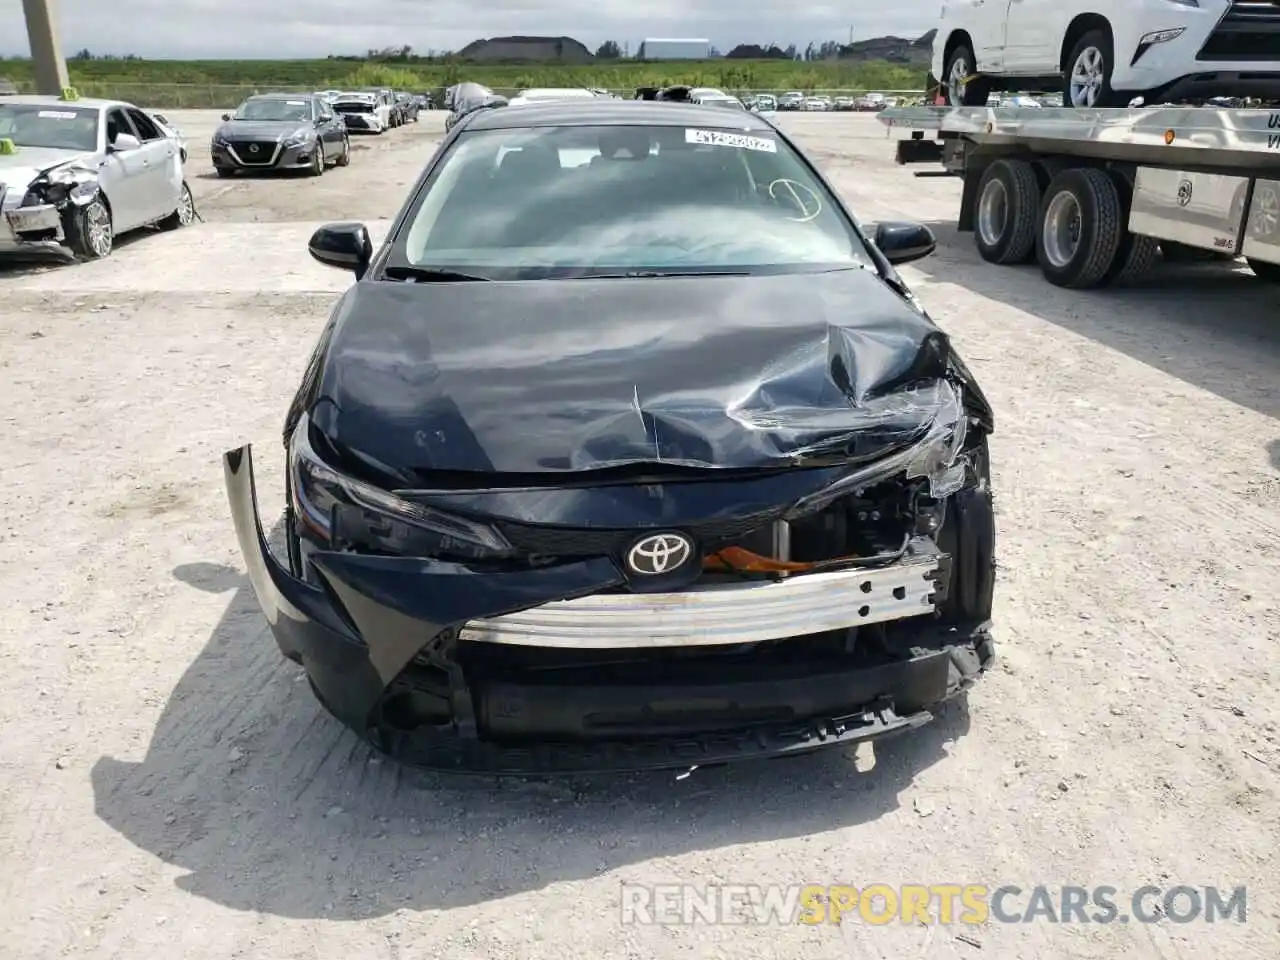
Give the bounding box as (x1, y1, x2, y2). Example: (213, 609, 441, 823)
(2, 0, 939, 58)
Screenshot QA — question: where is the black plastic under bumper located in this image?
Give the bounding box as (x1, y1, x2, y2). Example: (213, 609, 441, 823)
(224, 444, 993, 775)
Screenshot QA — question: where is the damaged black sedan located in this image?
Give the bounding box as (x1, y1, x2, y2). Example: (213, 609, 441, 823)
(224, 99, 996, 775)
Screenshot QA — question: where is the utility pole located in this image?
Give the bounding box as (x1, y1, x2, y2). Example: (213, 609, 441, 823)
(21, 0, 70, 95)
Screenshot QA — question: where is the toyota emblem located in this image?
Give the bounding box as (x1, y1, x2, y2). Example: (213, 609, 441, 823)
(626, 532, 693, 576)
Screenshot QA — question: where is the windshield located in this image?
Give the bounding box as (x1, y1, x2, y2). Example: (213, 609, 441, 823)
(233, 98, 311, 122)
(0, 104, 99, 151)
(393, 123, 871, 280)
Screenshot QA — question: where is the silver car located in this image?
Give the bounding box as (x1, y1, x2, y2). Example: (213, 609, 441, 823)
(0, 95, 193, 260)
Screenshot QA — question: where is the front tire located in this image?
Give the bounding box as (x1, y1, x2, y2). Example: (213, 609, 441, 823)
(309, 143, 324, 176)
(943, 44, 991, 106)
(65, 196, 113, 260)
(335, 136, 351, 166)
(1064, 29, 1126, 107)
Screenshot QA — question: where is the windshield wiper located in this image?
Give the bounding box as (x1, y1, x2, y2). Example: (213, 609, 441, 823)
(383, 265, 491, 282)
(571, 270, 753, 279)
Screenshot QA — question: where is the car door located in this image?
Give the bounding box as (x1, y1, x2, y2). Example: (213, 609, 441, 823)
(125, 107, 180, 222)
(1002, 0, 1069, 72)
(98, 108, 153, 231)
(316, 99, 342, 152)
(962, 0, 1012, 71)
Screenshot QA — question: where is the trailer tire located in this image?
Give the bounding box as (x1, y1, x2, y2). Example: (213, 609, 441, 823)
(974, 159, 1041, 265)
(1247, 257, 1280, 282)
(1036, 168, 1123, 289)
(1102, 170, 1160, 285)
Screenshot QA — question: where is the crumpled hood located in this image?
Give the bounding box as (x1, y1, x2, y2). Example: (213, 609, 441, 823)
(312, 268, 983, 476)
(0, 147, 95, 192)
(215, 120, 308, 140)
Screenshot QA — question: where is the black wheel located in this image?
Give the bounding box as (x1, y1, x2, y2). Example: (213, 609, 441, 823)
(64, 196, 113, 259)
(335, 136, 351, 166)
(1102, 171, 1160, 285)
(309, 143, 324, 176)
(1035, 168, 1124, 288)
(1247, 257, 1280, 281)
(157, 182, 195, 231)
(974, 159, 1041, 264)
(1063, 29, 1127, 107)
(935, 438, 995, 626)
(943, 43, 991, 106)
(215, 167, 234, 178)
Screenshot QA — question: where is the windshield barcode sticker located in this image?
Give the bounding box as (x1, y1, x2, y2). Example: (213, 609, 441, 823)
(286, 100, 306, 105)
(685, 129, 777, 152)
(37, 110, 77, 119)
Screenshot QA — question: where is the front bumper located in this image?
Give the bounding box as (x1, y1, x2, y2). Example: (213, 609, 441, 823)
(1114, 3, 1280, 98)
(224, 445, 993, 774)
(0, 199, 71, 257)
(211, 140, 319, 171)
(341, 115, 383, 133)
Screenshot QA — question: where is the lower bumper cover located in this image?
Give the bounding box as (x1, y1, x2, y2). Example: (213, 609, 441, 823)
(224, 444, 993, 774)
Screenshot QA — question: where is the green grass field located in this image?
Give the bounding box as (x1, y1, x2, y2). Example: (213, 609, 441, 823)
(0, 56, 929, 107)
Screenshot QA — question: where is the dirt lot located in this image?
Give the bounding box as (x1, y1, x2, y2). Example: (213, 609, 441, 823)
(1, 109, 1277, 960)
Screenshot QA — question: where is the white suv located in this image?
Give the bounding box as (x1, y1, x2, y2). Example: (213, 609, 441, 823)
(932, 1, 1280, 107)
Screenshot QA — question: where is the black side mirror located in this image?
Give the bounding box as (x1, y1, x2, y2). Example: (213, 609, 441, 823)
(221, 112, 231, 121)
(309, 222, 373, 279)
(873, 220, 936, 265)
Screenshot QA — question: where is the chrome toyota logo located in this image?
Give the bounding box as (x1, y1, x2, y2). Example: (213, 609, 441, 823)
(626, 532, 693, 576)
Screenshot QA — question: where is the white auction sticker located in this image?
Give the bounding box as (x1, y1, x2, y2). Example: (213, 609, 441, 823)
(286, 100, 307, 105)
(685, 128, 777, 152)
(37, 110, 77, 120)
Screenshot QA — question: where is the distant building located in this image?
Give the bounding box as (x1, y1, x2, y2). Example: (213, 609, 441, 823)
(637, 38, 712, 60)
(457, 36, 594, 63)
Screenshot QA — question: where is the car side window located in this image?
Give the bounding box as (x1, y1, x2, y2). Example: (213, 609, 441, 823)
(125, 108, 161, 141)
(105, 108, 138, 146)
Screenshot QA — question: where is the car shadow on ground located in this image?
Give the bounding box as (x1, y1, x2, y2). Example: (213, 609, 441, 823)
(1268, 438, 1280, 473)
(0, 230, 161, 278)
(911, 221, 1280, 421)
(89, 525, 969, 920)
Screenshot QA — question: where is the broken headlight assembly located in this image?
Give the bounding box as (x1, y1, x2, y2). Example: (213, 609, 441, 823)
(288, 415, 513, 560)
(21, 167, 99, 207)
(784, 381, 971, 520)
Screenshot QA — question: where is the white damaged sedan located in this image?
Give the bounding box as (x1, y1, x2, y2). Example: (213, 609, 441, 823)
(0, 94, 194, 260)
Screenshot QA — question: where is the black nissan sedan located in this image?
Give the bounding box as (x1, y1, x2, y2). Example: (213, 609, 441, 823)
(224, 99, 997, 775)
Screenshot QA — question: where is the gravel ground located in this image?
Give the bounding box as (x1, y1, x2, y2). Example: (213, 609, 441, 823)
(1, 109, 1277, 960)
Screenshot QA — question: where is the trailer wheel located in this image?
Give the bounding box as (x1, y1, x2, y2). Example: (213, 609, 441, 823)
(974, 159, 1041, 265)
(1035, 168, 1123, 289)
(1102, 170, 1160, 285)
(1247, 257, 1280, 282)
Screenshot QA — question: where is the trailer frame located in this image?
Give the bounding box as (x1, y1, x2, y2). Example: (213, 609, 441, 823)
(877, 105, 1280, 288)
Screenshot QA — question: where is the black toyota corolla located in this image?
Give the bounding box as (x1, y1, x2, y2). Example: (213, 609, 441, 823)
(224, 99, 997, 775)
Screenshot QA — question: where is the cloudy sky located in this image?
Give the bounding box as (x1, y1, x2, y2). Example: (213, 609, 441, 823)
(2, 0, 939, 59)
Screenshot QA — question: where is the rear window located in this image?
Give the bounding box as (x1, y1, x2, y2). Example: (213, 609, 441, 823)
(394, 123, 869, 279)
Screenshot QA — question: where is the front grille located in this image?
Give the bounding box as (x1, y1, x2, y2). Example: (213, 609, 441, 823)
(227, 139, 279, 164)
(1198, 1, 1280, 60)
(494, 511, 781, 559)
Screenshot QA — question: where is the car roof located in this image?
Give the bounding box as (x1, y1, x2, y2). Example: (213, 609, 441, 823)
(2, 94, 118, 109)
(463, 98, 778, 132)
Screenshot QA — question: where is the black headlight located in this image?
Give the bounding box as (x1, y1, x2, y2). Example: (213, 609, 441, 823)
(289, 416, 512, 560)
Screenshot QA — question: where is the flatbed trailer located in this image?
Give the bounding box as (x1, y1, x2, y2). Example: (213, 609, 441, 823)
(877, 105, 1280, 289)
